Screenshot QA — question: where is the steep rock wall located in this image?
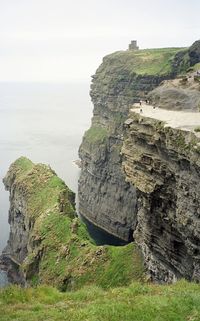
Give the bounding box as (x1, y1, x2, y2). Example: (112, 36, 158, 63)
(0, 157, 76, 285)
(78, 47, 187, 241)
(122, 112, 200, 282)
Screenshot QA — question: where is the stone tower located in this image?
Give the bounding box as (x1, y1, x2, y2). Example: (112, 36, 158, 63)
(128, 40, 139, 50)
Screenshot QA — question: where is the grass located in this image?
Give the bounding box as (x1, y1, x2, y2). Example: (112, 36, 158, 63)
(83, 126, 108, 144)
(4, 157, 144, 291)
(192, 62, 200, 72)
(70, 243, 144, 291)
(90, 47, 190, 106)
(0, 280, 200, 321)
(101, 47, 185, 77)
(4, 157, 75, 220)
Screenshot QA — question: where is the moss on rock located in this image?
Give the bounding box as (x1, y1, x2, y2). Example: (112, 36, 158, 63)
(2, 157, 144, 290)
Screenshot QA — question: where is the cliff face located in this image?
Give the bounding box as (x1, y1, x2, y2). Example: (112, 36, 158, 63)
(0, 157, 143, 289)
(78, 48, 184, 241)
(0, 157, 76, 285)
(122, 112, 200, 282)
(78, 41, 200, 282)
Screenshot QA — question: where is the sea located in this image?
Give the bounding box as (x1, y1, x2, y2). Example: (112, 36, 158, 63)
(0, 81, 93, 254)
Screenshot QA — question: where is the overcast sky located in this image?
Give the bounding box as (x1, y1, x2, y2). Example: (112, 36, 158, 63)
(0, 0, 200, 82)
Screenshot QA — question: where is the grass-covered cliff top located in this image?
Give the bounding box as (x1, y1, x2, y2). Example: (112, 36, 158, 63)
(3, 157, 75, 220)
(91, 41, 200, 102)
(102, 47, 185, 76)
(90, 43, 200, 107)
(1, 280, 200, 321)
(3, 157, 144, 290)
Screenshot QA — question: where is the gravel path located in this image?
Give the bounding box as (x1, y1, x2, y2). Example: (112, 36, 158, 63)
(131, 104, 200, 136)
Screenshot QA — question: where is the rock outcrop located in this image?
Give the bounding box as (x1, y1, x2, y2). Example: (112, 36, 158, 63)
(148, 71, 200, 111)
(0, 157, 143, 289)
(122, 111, 200, 282)
(189, 40, 200, 66)
(0, 157, 76, 285)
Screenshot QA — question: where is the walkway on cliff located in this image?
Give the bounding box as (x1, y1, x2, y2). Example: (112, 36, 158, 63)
(131, 103, 200, 137)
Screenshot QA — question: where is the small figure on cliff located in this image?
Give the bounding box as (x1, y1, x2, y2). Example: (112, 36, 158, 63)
(139, 100, 142, 106)
(140, 108, 143, 113)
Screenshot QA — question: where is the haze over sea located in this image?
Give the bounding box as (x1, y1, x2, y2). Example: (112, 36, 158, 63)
(0, 81, 92, 252)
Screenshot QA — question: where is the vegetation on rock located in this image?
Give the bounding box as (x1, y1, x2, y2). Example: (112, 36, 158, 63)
(83, 126, 108, 144)
(2, 157, 143, 290)
(2, 41, 200, 320)
(104, 47, 185, 76)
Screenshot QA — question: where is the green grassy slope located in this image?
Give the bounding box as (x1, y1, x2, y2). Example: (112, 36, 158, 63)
(89, 46, 190, 111)
(3, 157, 143, 290)
(104, 47, 185, 76)
(0, 280, 200, 321)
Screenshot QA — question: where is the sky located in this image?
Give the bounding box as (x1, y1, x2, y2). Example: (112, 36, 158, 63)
(0, 0, 200, 82)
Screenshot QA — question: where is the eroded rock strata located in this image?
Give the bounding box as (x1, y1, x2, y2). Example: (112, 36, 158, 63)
(78, 48, 183, 241)
(0, 157, 76, 285)
(122, 112, 200, 282)
(79, 41, 200, 281)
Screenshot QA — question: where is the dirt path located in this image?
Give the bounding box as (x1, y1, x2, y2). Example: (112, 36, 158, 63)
(131, 103, 200, 137)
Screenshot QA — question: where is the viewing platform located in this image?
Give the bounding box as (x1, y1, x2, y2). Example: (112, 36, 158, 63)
(131, 103, 200, 137)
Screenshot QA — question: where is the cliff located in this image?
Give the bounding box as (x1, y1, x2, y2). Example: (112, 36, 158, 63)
(78, 43, 199, 242)
(0, 157, 143, 289)
(122, 109, 200, 282)
(78, 40, 200, 282)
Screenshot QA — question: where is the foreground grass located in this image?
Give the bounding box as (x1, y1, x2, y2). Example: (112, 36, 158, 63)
(0, 280, 200, 321)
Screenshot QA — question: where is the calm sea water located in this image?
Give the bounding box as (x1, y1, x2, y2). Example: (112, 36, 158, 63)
(0, 81, 93, 253)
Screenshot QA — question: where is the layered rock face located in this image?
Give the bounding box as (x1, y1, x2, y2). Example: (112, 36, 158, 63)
(0, 157, 76, 285)
(78, 48, 183, 241)
(79, 41, 200, 282)
(122, 112, 200, 282)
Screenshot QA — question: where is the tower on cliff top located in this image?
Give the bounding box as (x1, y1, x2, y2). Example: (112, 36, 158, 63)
(128, 40, 139, 50)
